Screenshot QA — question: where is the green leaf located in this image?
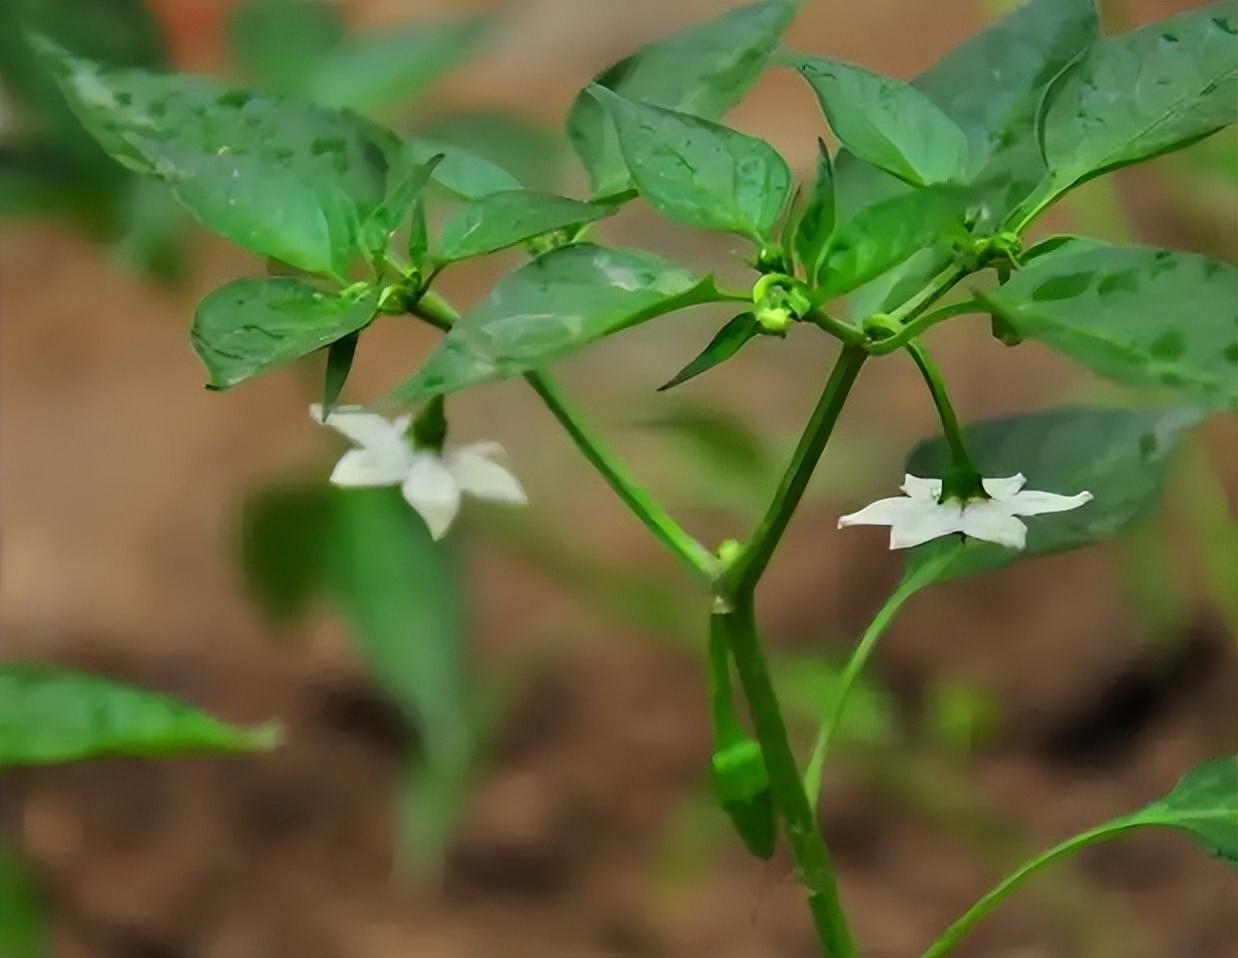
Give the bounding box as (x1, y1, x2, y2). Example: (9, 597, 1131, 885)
(406, 135, 522, 199)
(979, 244, 1238, 409)
(38, 43, 395, 277)
(193, 278, 378, 390)
(322, 331, 359, 415)
(795, 139, 836, 280)
(791, 56, 970, 187)
(325, 487, 474, 865)
(566, 0, 795, 197)
(433, 189, 611, 263)
(590, 86, 791, 241)
(820, 185, 970, 294)
(1125, 755, 1238, 863)
(298, 15, 490, 116)
(659, 313, 760, 391)
(1039, 3, 1238, 205)
(390, 244, 727, 401)
(0, 663, 278, 766)
(228, 0, 342, 95)
(918, 0, 1099, 223)
(906, 405, 1205, 580)
(240, 482, 332, 626)
(0, 847, 46, 958)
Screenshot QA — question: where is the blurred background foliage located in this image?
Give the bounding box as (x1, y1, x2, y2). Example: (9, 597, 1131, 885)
(1, 1, 1235, 956)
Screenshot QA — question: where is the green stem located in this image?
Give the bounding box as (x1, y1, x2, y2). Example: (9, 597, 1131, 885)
(524, 372, 717, 581)
(804, 546, 958, 811)
(870, 301, 981, 356)
(715, 602, 857, 957)
(804, 309, 867, 346)
(887, 264, 966, 326)
(409, 291, 716, 583)
(729, 346, 867, 594)
(906, 339, 975, 476)
(921, 820, 1144, 958)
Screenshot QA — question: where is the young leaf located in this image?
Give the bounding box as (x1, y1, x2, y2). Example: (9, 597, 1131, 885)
(0, 664, 278, 766)
(566, 0, 795, 197)
(905, 405, 1205, 581)
(791, 56, 970, 187)
(979, 244, 1238, 410)
(659, 313, 760, 391)
(390, 244, 728, 401)
(361, 152, 443, 259)
(433, 189, 611, 263)
(240, 482, 333, 626)
(590, 86, 791, 241)
(322, 330, 359, 416)
(820, 185, 970, 294)
(228, 0, 343, 95)
(1039, 3, 1238, 206)
(298, 15, 490, 116)
(795, 140, 836, 280)
(193, 278, 378, 390)
(36, 42, 394, 277)
(1125, 755, 1238, 863)
(406, 136, 522, 199)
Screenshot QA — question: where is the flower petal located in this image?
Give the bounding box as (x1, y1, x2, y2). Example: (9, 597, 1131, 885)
(901, 474, 943, 501)
(838, 496, 925, 529)
(401, 453, 461, 540)
(981, 473, 1026, 499)
(960, 499, 1027, 549)
(445, 443, 527, 505)
(888, 501, 965, 550)
(329, 448, 408, 487)
(1005, 489, 1093, 517)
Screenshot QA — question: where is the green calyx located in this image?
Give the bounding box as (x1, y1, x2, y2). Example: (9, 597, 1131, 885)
(410, 395, 447, 451)
(954, 231, 1024, 272)
(938, 467, 986, 504)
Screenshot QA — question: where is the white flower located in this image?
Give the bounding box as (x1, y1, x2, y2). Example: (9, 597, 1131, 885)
(837, 473, 1092, 550)
(311, 404, 526, 540)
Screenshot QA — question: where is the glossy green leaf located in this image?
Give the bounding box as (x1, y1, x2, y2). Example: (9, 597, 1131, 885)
(590, 86, 791, 241)
(0, 664, 278, 766)
(795, 139, 836, 280)
(38, 42, 395, 277)
(434, 189, 611, 263)
(390, 244, 726, 401)
(792, 56, 970, 187)
(322, 331, 359, 416)
(299, 15, 490, 116)
(0, 847, 45, 958)
(906, 405, 1204, 580)
(240, 482, 332, 626)
(1125, 756, 1238, 863)
(566, 0, 795, 197)
(406, 135, 522, 199)
(228, 0, 342, 95)
(193, 278, 378, 390)
(980, 244, 1238, 409)
(325, 487, 474, 865)
(820, 185, 969, 294)
(1040, 3, 1238, 204)
(659, 313, 760, 391)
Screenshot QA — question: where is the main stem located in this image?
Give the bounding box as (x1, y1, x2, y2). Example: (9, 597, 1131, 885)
(715, 602, 857, 957)
(729, 346, 867, 595)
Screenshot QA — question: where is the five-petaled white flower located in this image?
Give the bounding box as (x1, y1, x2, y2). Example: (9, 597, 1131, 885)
(837, 474, 1092, 550)
(311, 404, 526, 540)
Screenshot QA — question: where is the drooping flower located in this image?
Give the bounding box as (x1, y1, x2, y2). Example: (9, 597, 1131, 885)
(311, 405, 526, 539)
(837, 473, 1092, 550)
